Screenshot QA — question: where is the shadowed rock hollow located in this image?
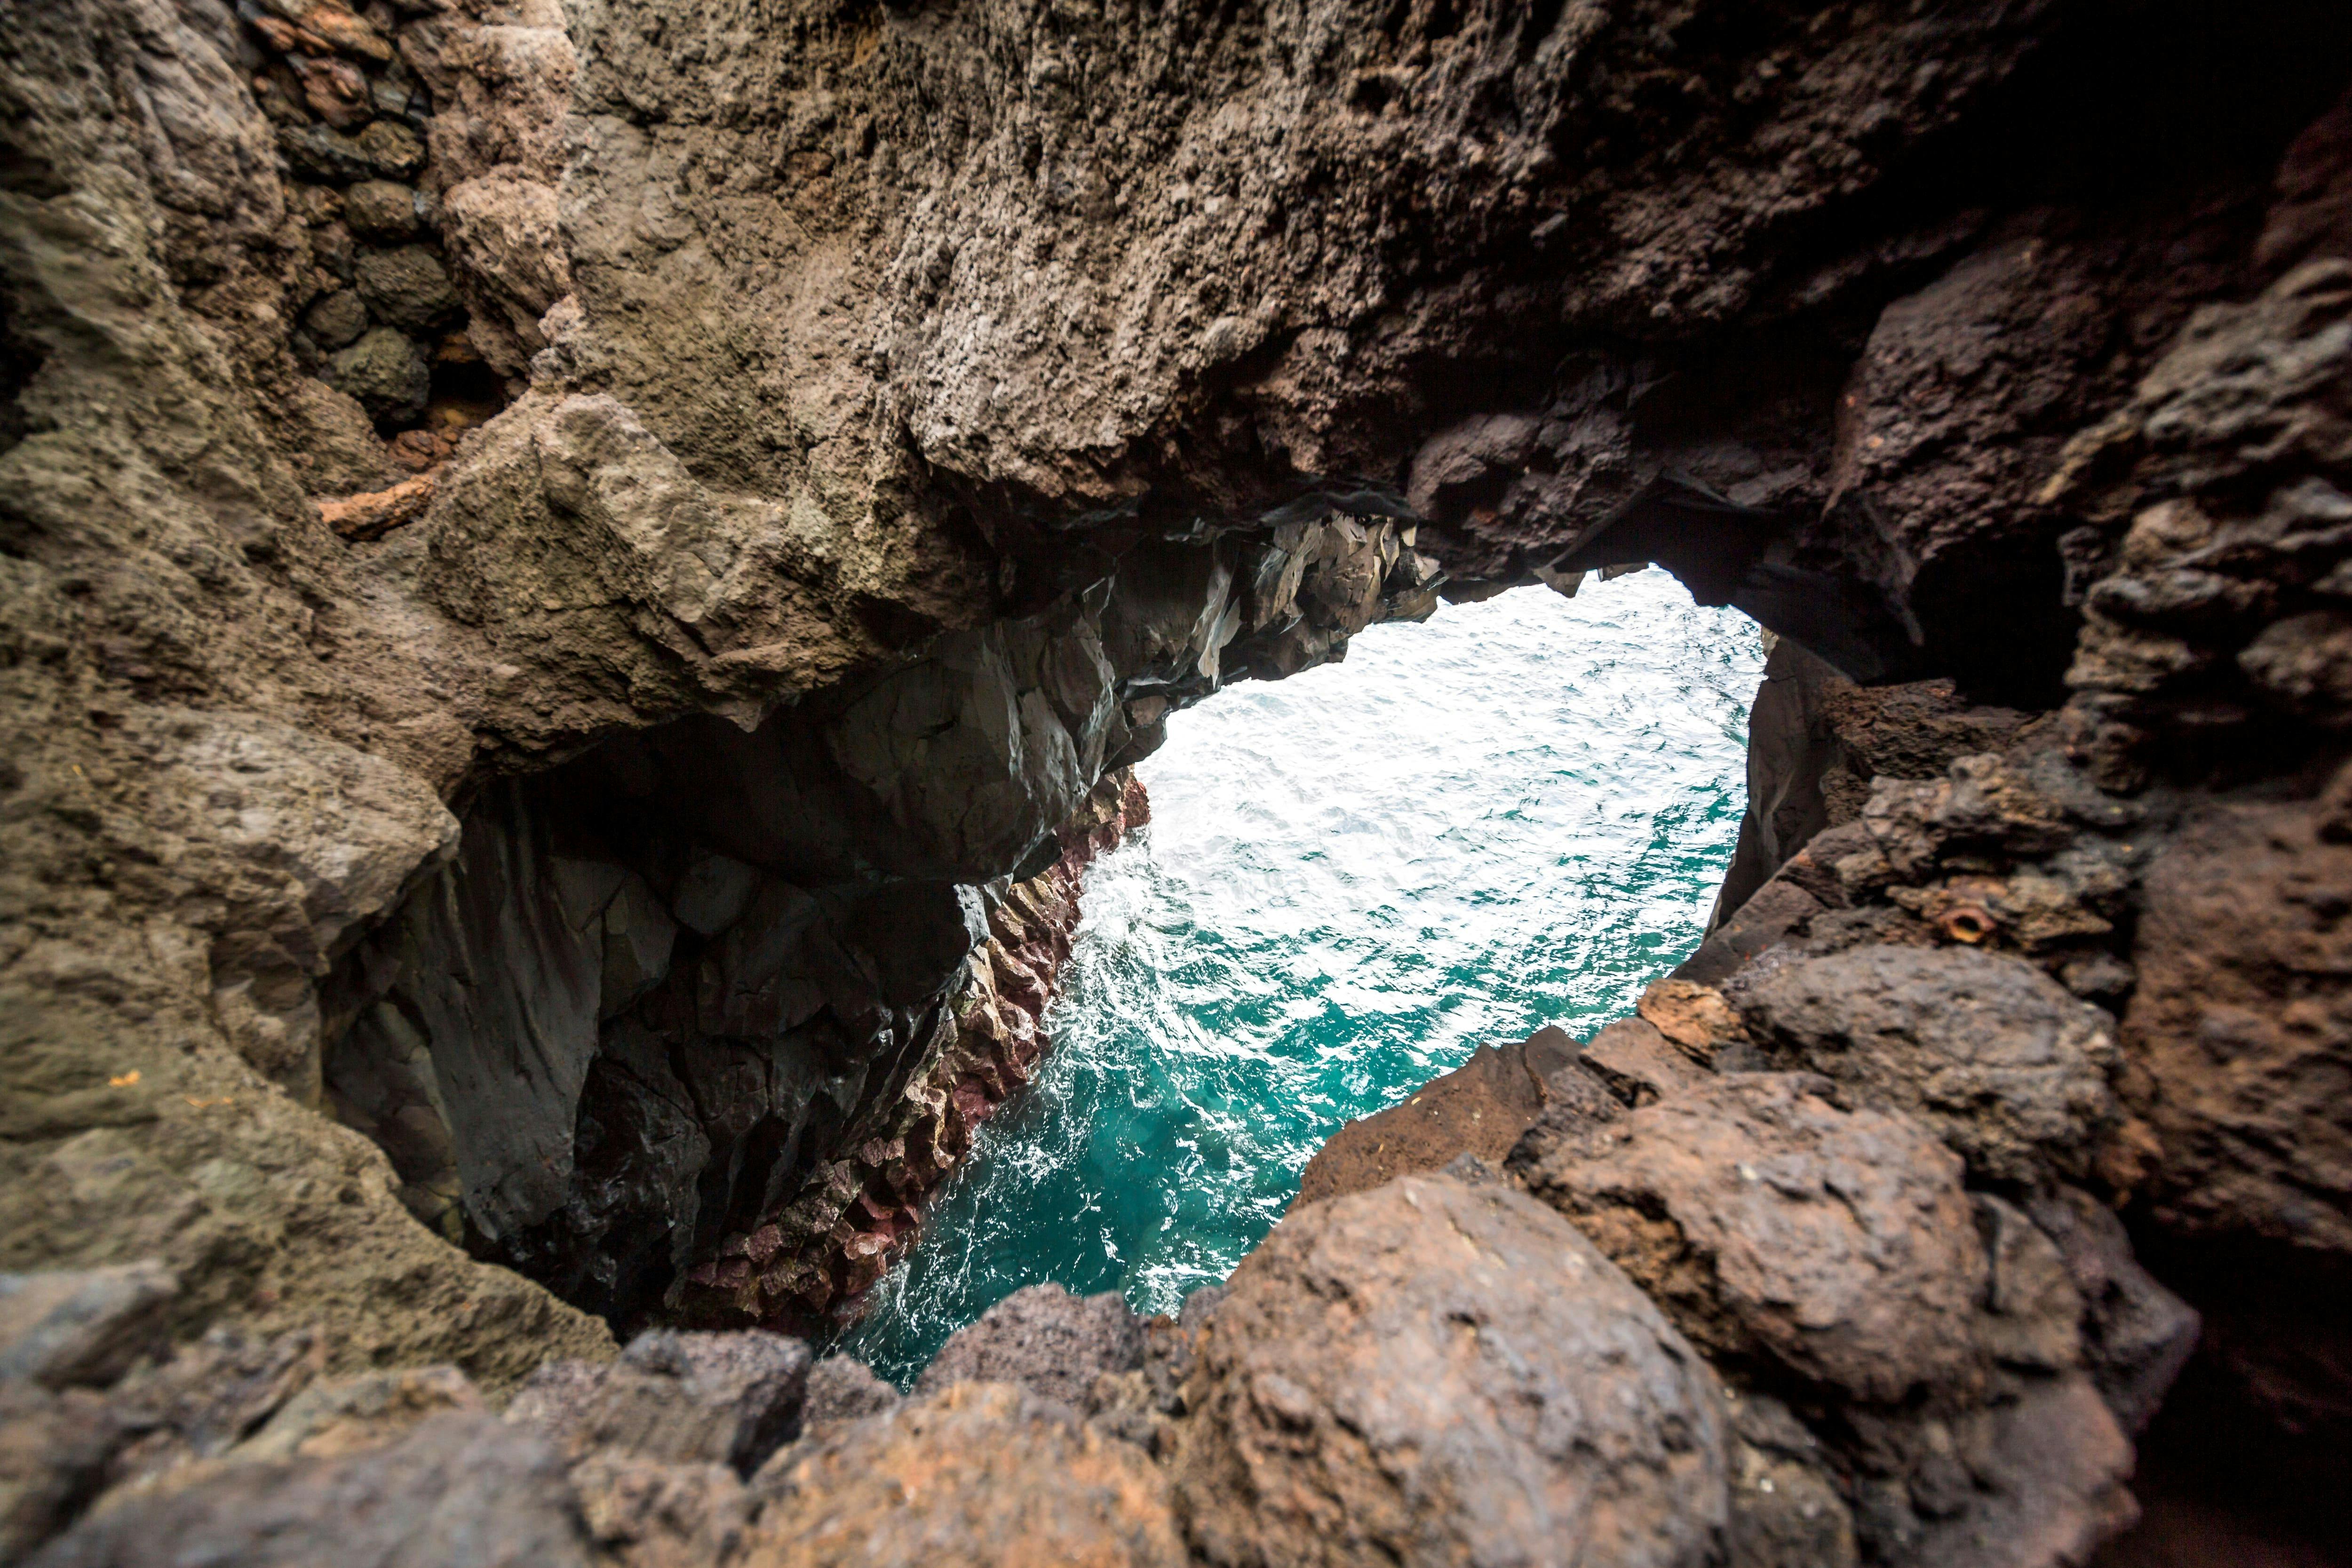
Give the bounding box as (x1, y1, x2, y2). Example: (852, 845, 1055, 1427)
(5, 0, 2352, 1562)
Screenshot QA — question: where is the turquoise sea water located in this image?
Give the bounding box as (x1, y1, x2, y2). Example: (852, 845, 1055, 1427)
(837, 572, 1765, 1385)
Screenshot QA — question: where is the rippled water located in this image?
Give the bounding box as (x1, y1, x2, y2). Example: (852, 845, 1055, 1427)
(837, 572, 1765, 1384)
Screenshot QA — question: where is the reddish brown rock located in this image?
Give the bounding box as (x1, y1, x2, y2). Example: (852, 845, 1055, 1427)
(1173, 1174, 1731, 1568)
(1520, 1074, 1990, 1405)
(2125, 793, 2352, 1255)
(914, 1283, 1145, 1409)
(1637, 978, 1749, 1064)
(1291, 1026, 1573, 1208)
(742, 1382, 1186, 1568)
(1734, 944, 2122, 1186)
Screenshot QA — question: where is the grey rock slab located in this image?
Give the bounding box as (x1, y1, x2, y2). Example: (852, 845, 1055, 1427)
(506, 1327, 810, 1475)
(27, 1411, 591, 1568)
(0, 1263, 177, 1390)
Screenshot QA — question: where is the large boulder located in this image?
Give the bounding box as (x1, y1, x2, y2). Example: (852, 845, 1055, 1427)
(1733, 944, 2122, 1186)
(1172, 1173, 1730, 1568)
(1520, 1073, 1992, 1405)
(914, 1282, 1146, 1409)
(26, 1411, 592, 1568)
(742, 1381, 1185, 1568)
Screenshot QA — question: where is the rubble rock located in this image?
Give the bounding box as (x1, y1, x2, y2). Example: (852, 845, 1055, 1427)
(2024, 1187, 2200, 1433)
(1173, 1174, 1730, 1568)
(0, 1263, 177, 1389)
(505, 1329, 810, 1476)
(1735, 944, 2122, 1186)
(327, 326, 430, 423)
(441, 171, 572, 376)
(341, 180, 420, 242)
(1580, 1016, 1712, 1105)
(354, 245, 460, 332)
(2124, 793, 2352, 1254)
(236, 1365, 483, 1462)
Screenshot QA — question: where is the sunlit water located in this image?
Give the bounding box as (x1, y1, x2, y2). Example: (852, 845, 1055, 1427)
(836, 573, 1764, 1384)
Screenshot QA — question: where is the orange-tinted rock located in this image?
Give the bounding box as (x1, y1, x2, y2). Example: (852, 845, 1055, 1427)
(742, 1382, 1185, 1568)
(1174, 1174, 1731, 1568)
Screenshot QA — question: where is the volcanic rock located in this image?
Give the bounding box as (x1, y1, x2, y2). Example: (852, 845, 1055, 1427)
(506, 1328, 810, 1476)
(914, 1282, 1146, 1409)
(327, 326, 429, 423)
(1172, 1173, 1731, 1568)
(743, 1381, 1186, 1568)
(1733, 944, 2123, 1186)
(26, 1411, 592, 1568)
(342, 180, 421, 243)
(1291, 1025, 1572, 1206)
(302, 288, 369, 350)
(353, 245, 460, 333)
(1520, 1073, 1991, 1404)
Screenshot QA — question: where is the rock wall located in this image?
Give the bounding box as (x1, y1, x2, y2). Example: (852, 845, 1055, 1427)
(5, 0, 2352, 1561)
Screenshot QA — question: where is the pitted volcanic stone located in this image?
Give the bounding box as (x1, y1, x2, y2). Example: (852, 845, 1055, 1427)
(327, 327, 429, 424)
(743, 1381, 1185, 1568)
(26, 1411, 592, 1568)
(914, 1281, 1146, 1409)
(1734, 944, 2121, 1185)
(1173, 1173, 1730, 1568)
(1520, 1073, 1992, 1405)
(354, 246, 460, 333)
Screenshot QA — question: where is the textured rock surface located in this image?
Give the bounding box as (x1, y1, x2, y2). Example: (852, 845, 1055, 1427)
(1173, 1173, 1731, 1568)
(1290, 1025, 1573, 1206)
(914, 1282, 1147, 1409)
(506, 1327, 810, 1474)
(3, 0, 2352, 1560)
(745, 1380, 1186, 1568)
(29, 1410, 593, 1568)
(1734, 944, 2123, 1186)
(1520, 1073, 1990, 1404)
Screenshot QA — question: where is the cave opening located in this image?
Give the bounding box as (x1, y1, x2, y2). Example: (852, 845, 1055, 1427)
(316, 560, 1764, 1348)
(835, 572, 1764, 1383)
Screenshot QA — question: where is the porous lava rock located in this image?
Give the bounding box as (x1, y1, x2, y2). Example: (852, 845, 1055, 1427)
(27, 1411, 592, 1568)
(1291, 1026, 1574, 1206)
(1518, 1073, 1991, 1405)
(742, 1381, 1187, 1568)
(914, 1282, 1147, 1409)
(1172, 1173, 1731, 1568)
(1732, 944, 2123, 1186)
(2123, 792, 2352, 1255)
